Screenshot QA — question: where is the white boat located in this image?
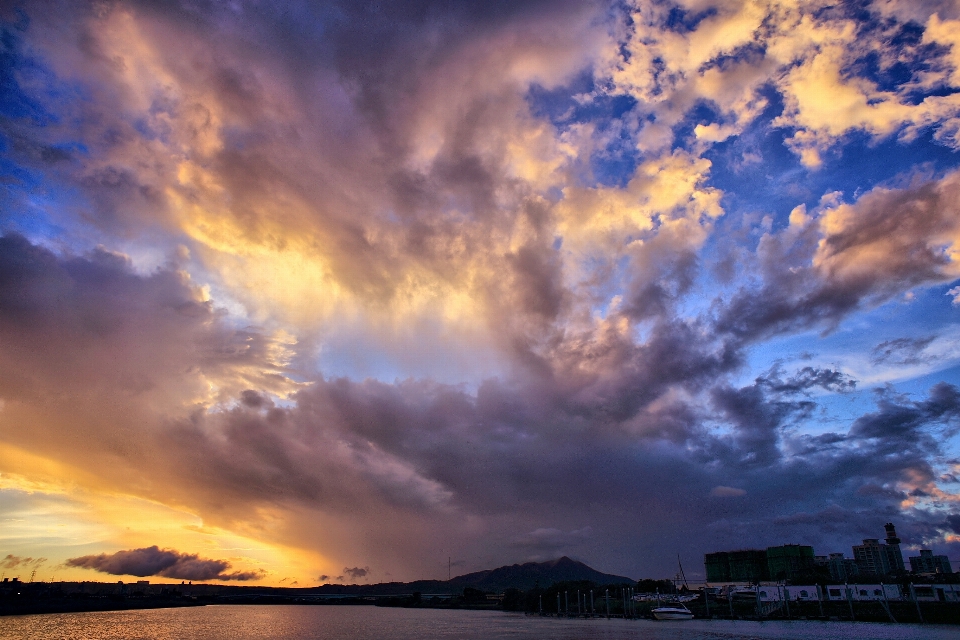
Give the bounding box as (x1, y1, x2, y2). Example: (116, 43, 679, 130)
(651, 605, 694, 620)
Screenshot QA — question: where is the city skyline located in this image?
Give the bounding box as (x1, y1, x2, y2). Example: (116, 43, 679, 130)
(2, 0, 960, 587)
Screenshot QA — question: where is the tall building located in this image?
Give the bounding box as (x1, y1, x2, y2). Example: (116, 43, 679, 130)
(909, 550, 954, 574)
(852, 523, 905, 576)
(766, 544, 815, 580)
(704, 550, 769, 582)
(853, 539, 890, 575)
(882, 523, 905, 573)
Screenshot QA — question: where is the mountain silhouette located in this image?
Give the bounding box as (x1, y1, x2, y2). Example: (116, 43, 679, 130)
(314, 556, 634, 595)
(445, 556, 634, 592)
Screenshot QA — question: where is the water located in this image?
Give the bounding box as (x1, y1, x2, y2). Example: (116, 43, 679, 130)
(0, 606, 955, 640)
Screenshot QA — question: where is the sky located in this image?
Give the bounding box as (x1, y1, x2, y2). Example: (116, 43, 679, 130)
(2, 0, 960, 587)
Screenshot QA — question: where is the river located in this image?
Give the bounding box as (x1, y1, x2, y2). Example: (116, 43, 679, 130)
(0, 605, 955, 639)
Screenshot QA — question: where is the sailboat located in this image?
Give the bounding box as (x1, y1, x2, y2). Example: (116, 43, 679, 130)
(651, 555, 694, 620)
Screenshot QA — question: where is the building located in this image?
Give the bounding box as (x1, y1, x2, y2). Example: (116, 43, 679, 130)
(882, 523, 905, 573)
(853, 539, 888, 575)
(815, 552, 860, 582)
(852, 523, 905, 576)
(909, 550, 954, 574)
(766, 544, 815, 580)
(704, 549, 769, 582)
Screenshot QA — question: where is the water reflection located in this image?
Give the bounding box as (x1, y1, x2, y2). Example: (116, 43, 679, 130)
(0, 606, 956, 640)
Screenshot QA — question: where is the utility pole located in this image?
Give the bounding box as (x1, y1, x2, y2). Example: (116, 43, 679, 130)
(605, 588, 610, 618)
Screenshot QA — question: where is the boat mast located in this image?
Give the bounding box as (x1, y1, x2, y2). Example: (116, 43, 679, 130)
(677, 554, 689, 590)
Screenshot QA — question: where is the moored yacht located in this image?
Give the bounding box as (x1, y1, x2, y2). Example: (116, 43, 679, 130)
(651, 603, 694, 620)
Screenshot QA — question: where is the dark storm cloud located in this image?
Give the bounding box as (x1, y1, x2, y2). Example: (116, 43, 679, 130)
(850, 383, 960, 441)
(342, 566, 369, 580)
(716, 171, 960, 343)
(872, 336, 938, 366)
(66, 546, 262, 581)
(942, 514, 960, 535)
(0, 224, 957, 577)
(757, 366, 857, 395)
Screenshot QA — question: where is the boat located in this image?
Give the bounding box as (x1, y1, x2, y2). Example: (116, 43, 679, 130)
(651, 603, 694, 620)
(651, 555, 694, 620)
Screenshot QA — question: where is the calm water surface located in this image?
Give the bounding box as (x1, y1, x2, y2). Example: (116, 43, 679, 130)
(0, 606, 955, 640)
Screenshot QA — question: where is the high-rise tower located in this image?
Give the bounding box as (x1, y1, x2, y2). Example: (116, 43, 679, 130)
(882, 523, 905, 573)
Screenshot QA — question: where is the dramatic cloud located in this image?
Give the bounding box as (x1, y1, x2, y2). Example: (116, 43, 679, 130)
(66, 546, 263, 581)
(2, 0, 960, 584)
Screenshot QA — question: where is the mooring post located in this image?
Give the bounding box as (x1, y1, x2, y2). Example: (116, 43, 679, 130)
(880, 583, 896, 623)
(910, 583, 924, 623)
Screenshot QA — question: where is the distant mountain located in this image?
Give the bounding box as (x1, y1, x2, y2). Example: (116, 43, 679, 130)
(313, 556, 634, 595)
(446, 556, 634, 592)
